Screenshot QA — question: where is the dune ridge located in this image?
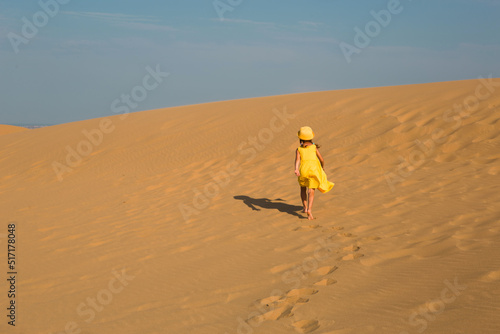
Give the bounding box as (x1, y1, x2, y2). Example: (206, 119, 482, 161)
(1, 78, 499, 333)
(0, 124, 28, 136)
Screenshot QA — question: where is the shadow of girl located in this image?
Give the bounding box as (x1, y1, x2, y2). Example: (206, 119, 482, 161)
(233, 195, 304, 218)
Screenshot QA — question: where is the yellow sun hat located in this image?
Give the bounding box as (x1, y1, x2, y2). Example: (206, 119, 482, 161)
(298, 126, 314, 140)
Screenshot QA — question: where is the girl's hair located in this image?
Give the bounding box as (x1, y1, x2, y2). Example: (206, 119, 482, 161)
(300, 139, 321, 149)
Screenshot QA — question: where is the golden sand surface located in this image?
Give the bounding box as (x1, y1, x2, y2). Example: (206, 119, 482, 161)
(1, 79, 499, 333)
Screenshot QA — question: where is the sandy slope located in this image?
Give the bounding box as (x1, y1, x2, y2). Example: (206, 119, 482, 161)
(1, 79, 499, 334)
(0, 124, 28, 136)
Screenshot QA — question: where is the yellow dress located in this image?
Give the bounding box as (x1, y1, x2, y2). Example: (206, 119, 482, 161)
(297, 144, 334, 193)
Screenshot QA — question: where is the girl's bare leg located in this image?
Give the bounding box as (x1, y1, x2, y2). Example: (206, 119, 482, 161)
(307, 188, 315, 219)
(300, 187, 308, 212)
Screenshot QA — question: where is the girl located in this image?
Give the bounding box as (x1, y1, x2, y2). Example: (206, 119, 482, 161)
(294, 126, 334, 220)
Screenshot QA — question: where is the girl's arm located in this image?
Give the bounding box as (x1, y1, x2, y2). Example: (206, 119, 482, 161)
(316, 149, 325, 168)
(294, 149, 301, 176)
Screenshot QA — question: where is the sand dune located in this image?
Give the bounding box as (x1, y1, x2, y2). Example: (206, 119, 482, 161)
(1, 79, 499, 333)
(0, 124, 28, 136)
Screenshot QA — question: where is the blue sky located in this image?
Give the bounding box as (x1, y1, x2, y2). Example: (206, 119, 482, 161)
(1, 0, 499, 125)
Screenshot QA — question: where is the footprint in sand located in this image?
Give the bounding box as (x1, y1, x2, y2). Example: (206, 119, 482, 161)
(343, 245, 360, 252)
(257, 295, 309, 309)
(258, 295, 282, 306)
(323, 226, 344, 232)
(321, 227, 343, 234)
(336, 244, 363, 260)
(252, 289, 310, 324)
(341, 253, 364, 261)
(249, 295, 311, 325)
(314, 278, 337, 286)
(263, 305, 293, 320)
(293, 225, 322, 231)
(292, 319, 320, 333)
(286, 287, 318, 297)
(252, 304, 294, 322)
(285, 296, 310, 305)
(310, 266, 338, 286)
(311, 266, 338, 276)
(339, 232, 357, 238)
